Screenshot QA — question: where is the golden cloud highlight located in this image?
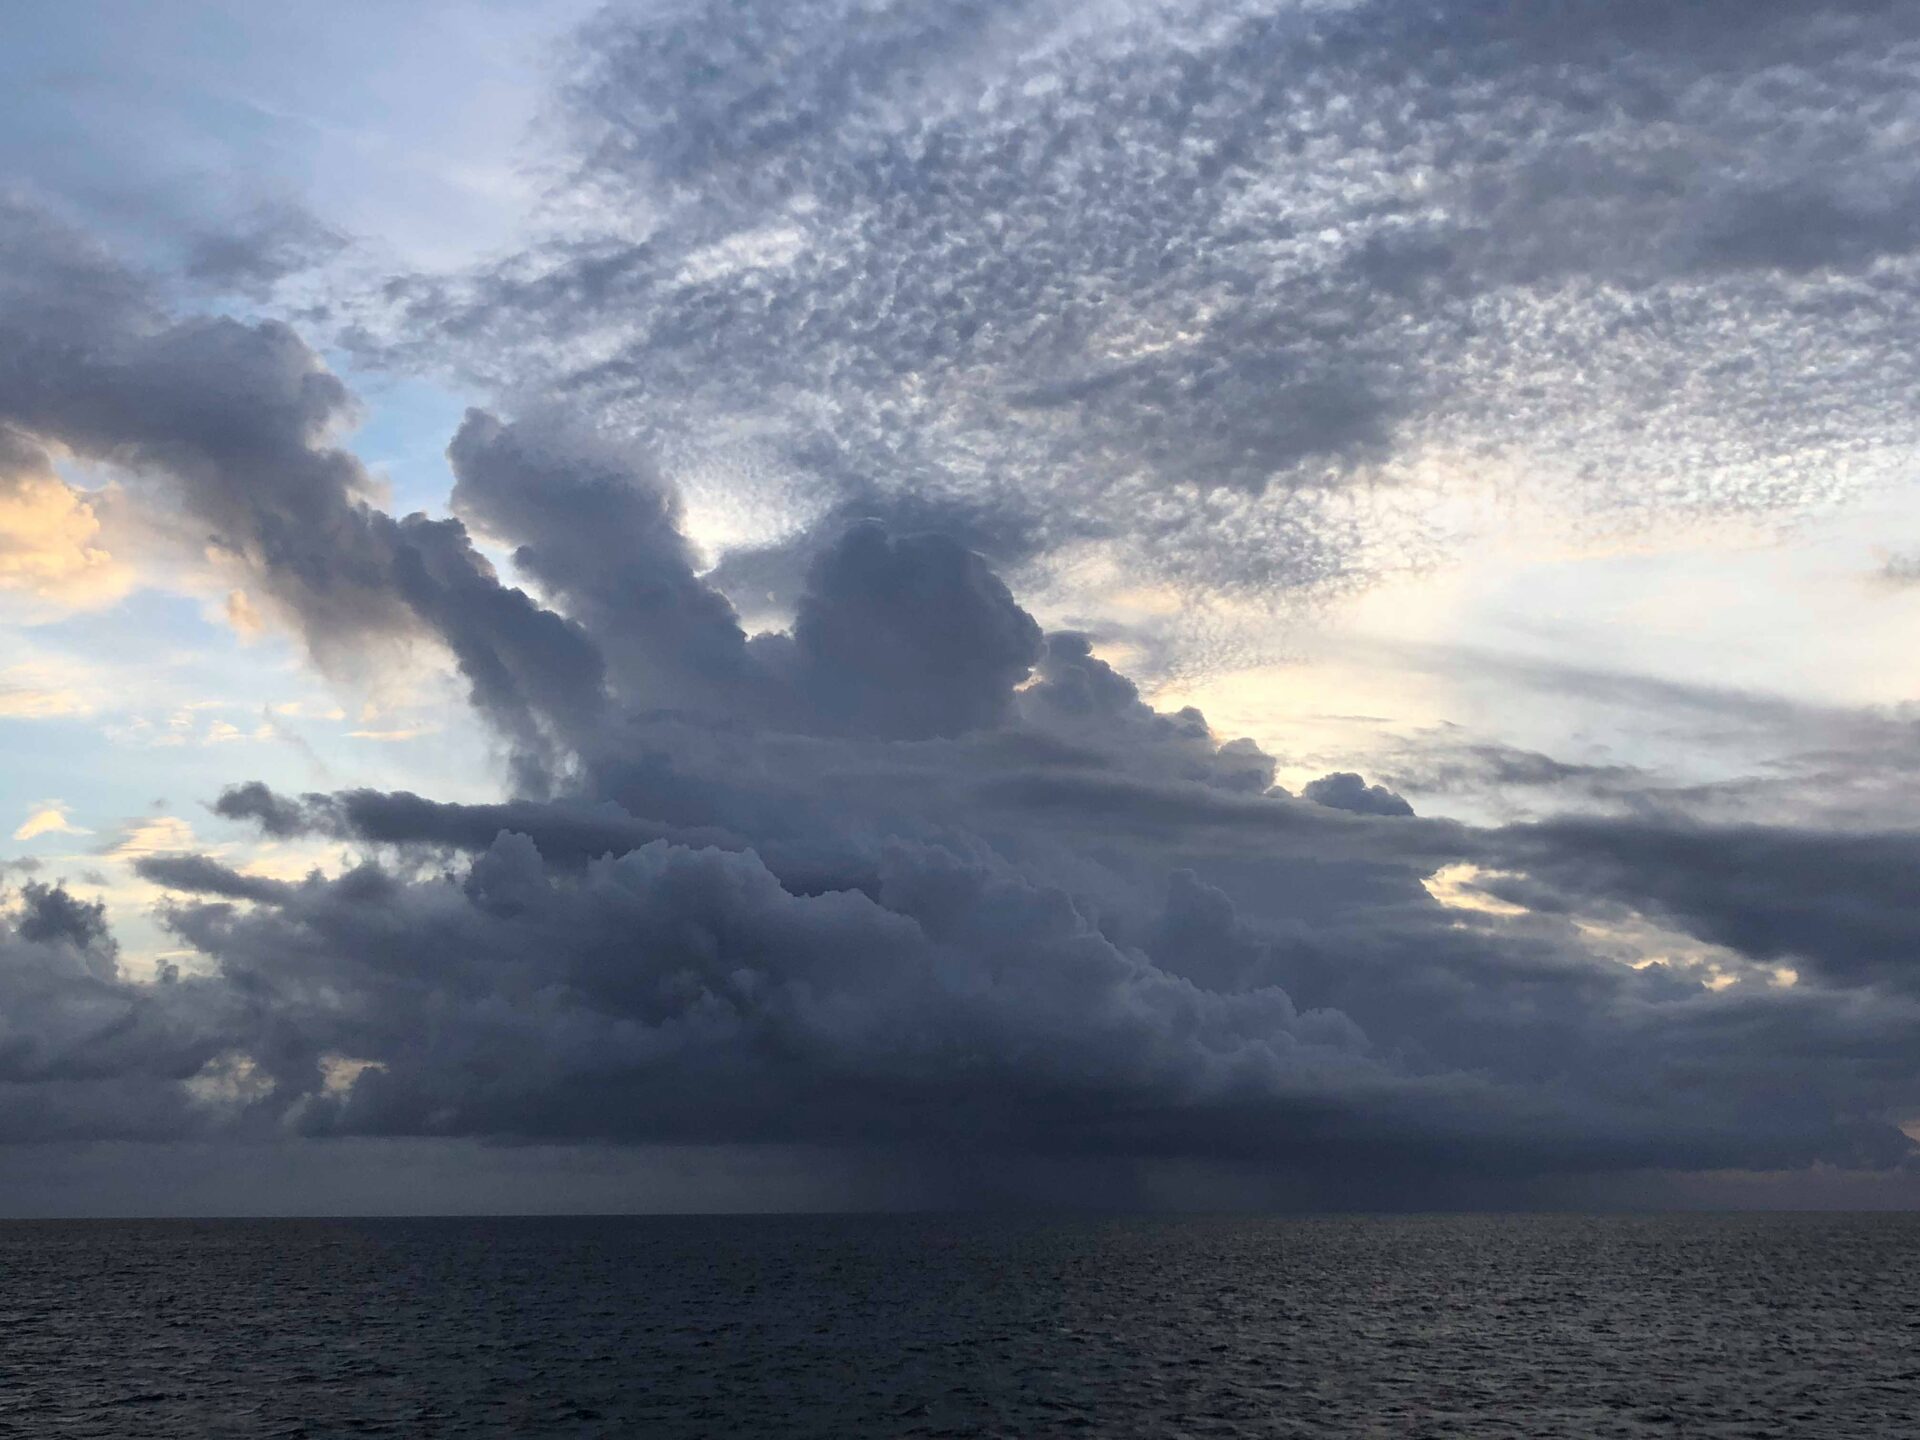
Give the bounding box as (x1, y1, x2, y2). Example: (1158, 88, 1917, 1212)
(0, 434, 132, 610)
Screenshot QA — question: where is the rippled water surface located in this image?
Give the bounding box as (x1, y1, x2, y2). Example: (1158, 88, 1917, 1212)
(2, 1213, 1916, 1437)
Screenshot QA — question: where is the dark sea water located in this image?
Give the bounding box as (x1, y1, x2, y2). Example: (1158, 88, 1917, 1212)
(1, 1213, 1915, 1438)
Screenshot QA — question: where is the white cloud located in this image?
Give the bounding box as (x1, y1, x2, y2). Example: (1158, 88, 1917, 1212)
(346, 725, 440, 742)
(0, 677, 90, 719)
(98, 815, 197, 857)
(13, 803, 88, 842)
(0, 439, 133, 613)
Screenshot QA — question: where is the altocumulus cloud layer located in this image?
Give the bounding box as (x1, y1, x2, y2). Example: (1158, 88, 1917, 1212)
(350, 0, 1920, 645)
(6, 0, 1920, 1207)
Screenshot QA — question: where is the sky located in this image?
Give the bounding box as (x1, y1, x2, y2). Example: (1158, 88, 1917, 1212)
(4, 0, 1920, 1214)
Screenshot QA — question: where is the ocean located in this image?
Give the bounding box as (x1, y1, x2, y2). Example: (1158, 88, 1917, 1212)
(1, 1213, 1914, 1437)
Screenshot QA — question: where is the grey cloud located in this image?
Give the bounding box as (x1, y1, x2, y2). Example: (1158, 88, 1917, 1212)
(561, 0, 1049, 206)
(1692, 181, 1920, 276)
(144, 795, 1920, 1185)
(385, 511, 608, 791)
(0, 199, 608, 789)
(213, 784, 740, 869)
(210, 781, 312, 839)
(1302, 772, 1415, 818)
(1876, 553, 1920, 588)
(14, 882, 114, 955)
(133, 854, 295, 906)
(448, 408, 755, 712)
(778, 522, 1042, 740)
(1504, 817, 1920, 996)
(0, 884, 227, 1140)
(703, 484, 1053, 625)
(339, 0, 1920, 618)
(22, 451, 1908, 1196)
(183, 202, 349, 299)
(1019, 634, 1277, 794)
(1385, 742, 1644, 798)
(444, 412, 1048, 745)
(159, 832, 1388, 1153)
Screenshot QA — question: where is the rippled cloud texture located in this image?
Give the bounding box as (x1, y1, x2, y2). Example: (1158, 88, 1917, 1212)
(355, 0, 1920, 616)
(4, 0, 1920, 1209)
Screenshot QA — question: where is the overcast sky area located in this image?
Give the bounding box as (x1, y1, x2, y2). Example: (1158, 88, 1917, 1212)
(5, 0, 1920, 1214)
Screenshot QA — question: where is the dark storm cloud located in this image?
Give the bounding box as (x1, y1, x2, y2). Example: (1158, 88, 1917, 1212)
(1499, 817, 1920, 996)
(703, 485, 1053, 622)
(0, 883, 226, 1140)
(175, 786, 1920, 1181)
(779, 523, 1043, 739)
(208, 781, 311, 840)
(18, 426, 1920, 1191)
(1018, 633, 1278, 795)
(154, 389, 1919, 1191)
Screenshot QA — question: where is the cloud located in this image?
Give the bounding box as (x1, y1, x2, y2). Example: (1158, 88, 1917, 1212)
(105, 404, 1909, 1197)
(132, 853, 293, 906)
(0, 328, 1867, 1196)
(96, 815, 197, 858)
(0, 197, 612, 791)
(779, 522, 1044, 740)
(0, 425, 132, 611)
(330, 0, 1920, 643)
(0, 683, 88, 719)
(7, 10, 1920, 1205)
(1498, 816, 1920, 999)
(447, 407, 754, 713)
(1302, 772, 1415, 818)
(13, 803, 88, 842)
(17, 462, 1916, 1201)
(0, 882, 230, 1141)
(182, 202, 348, 301)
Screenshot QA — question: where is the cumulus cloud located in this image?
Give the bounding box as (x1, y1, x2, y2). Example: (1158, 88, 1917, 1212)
(1302, 772, 1415, 818)
(0, 882, 229, 1141)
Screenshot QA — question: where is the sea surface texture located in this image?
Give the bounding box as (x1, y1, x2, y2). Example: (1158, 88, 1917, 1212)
(1, 1213, 1915, 1437)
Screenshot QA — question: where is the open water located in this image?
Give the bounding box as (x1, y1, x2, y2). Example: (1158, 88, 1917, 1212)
(1, 1213, 1915, 1437)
